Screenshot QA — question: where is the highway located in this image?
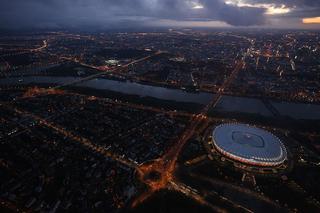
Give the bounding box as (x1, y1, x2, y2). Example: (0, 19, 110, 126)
(169, 181, 226, 213)
(31, 40, 48, 52)
(204, 60, 244, 112)
(11, 107, 139, 170)
(52, 51, 164, 90)
(0, 50, 165, 104)
(132, 56, 247, 208)
(1, 35, 253, 210)
(1, 46, 247, 210)
(189, 173, 279, 210)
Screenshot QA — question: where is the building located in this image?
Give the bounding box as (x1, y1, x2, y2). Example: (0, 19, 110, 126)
(211, 124, 287, 167)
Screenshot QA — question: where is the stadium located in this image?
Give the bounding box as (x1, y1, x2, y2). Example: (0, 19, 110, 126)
(211, 124, 287, 167)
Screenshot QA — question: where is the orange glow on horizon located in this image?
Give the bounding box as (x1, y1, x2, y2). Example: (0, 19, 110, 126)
(303, 17, 320, 24)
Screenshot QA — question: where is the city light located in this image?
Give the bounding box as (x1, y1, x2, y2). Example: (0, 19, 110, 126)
(1, 4, 320, 211)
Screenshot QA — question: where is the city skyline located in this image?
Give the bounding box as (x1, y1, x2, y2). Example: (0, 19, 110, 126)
(1, 1, 320, 212)
(0, 26, 320, 213)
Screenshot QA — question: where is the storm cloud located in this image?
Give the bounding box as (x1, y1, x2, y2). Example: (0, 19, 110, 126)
(0, 0, 267, 29)
(245, 0, 320, 7)
(244, 0, 320, 18)
(0, 0, 318, 29)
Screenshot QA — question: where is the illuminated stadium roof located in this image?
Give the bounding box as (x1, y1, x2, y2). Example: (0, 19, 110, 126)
(212, 124, 287, 167)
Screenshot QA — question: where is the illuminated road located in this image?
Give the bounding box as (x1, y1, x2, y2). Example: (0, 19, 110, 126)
(189, 173, 279, 212)
(1, 34, 252, 210)
(1, 51, 246, 211)
(132, 57, 246, 208)
(203, 60, 244, 112)
(169, 181, 226, 213)
(12, 107, 139, 169)
(2, 51, 165, 103)
(53, 51, 164, 90)
(31, 40, 48, 52)
(14, 51, 164, 100)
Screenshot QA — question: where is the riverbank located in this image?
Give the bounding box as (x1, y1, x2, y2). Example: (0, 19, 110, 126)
(0, 76, 320, 121)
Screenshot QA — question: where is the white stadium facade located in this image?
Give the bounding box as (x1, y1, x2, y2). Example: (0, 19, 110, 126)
(211, 124, 287, 167)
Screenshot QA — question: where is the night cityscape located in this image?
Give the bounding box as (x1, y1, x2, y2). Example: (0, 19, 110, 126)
(1, 1, 320, 213)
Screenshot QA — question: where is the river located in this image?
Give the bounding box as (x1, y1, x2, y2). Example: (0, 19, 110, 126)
(1, 76, 319, 120)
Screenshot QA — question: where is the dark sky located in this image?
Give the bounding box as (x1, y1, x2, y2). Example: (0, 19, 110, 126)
(1, 0, 319, 30)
